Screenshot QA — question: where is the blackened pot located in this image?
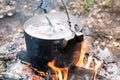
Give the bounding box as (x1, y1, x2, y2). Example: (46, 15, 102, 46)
(23, 12, 83, 71)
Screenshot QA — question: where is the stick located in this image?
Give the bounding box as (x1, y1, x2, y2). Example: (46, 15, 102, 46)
(0, 54, 16, 61)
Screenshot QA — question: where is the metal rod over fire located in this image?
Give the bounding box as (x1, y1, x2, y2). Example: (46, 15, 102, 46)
(61, 0, 75, 33)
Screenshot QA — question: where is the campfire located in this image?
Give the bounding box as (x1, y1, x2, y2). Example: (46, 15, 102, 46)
(2, 40, 104, 80)
(46, 41, 103, 80)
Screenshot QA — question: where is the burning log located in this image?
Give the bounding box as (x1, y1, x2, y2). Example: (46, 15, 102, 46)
(69, 66, 94, 80)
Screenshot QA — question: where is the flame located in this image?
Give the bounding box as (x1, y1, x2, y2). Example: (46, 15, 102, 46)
(92, 59, 103, 80)
(75, 41, 103, 80)
(35, 69, 47, 76)
(60, 68, 68, 80)
(48, 60, 62, 80)
(48, 60, 68, 80)
(85, 53, 93, 69)
(76, 41, 88, 67)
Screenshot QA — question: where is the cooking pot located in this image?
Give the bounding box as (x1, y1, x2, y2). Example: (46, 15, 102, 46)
(23, 12, 83, 70)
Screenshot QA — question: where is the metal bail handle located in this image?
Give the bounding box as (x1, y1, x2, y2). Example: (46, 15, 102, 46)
(33, 0, 47, 16)
(61, 0, 82, 35)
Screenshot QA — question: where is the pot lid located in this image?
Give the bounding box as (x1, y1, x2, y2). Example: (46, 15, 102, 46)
(24, 12, 83, 40)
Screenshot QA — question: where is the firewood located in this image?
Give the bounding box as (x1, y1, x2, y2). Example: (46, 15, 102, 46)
(0, 54, 16, 61)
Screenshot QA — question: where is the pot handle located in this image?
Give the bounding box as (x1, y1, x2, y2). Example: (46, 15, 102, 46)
(33, 0, 47, 16)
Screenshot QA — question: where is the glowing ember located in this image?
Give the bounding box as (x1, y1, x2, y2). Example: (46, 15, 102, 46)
(34, 69, 48, 76)
(47, 60, 68, 80)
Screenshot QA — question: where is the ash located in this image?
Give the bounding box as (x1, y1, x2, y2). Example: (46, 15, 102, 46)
(3, 60, 33, 80)
(99, 63, 120, 80)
